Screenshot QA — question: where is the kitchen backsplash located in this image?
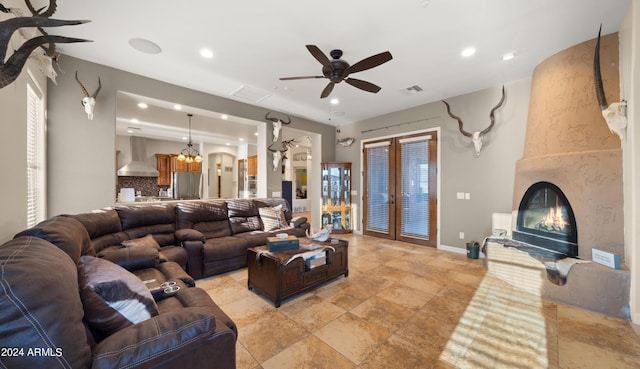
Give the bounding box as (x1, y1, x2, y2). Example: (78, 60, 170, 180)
(117, 176, 169, 197)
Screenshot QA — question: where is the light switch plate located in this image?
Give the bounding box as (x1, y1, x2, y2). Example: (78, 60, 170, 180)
(456, 192, 464, 200)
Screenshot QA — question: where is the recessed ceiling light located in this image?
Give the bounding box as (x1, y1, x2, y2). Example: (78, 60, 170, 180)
(221, 114, 228, 120)
(182, 136, 188, 141)
(128, 38, 162, 54)
(502, 52, 516, 61)
(239, 138, 244, 142)
(173, 104, 182, 110)
(254, 132, 259, 136)
(137, 102, 148, 109)
(225, 143, 230, 146)
(200, 48, 214, 59)
(330, 98, 340, 105)
(131, 118, 139, 123)
(461, 47, 476, 57)
(127, 129, 134, 133)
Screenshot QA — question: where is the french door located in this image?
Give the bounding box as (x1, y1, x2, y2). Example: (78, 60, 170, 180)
(363, 132, 437, 247)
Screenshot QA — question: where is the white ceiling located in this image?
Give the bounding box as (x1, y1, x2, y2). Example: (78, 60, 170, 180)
(51, 0, 629, 128)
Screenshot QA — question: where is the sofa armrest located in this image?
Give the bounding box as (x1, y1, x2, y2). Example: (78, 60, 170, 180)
(97, 246, 159, 271)
(183, 240, 204, 279)
(290, 216, 308, 228)
(91, 308, 236, 369)
(175, 228, 206, 243)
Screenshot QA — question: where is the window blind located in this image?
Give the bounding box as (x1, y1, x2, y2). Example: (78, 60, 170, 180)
(26, 79, 45, 228)
(366, 143, 390, 233)
(399, 138, 430, 240)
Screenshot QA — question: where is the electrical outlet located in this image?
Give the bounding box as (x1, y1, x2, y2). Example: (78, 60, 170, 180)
(459, 232, 465, 239)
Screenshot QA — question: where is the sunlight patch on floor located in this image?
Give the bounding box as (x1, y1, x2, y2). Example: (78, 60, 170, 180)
(439, 275, 549, 368)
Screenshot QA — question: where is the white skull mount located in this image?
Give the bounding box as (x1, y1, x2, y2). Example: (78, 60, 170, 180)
(265, 112, 291, 142)
(594, 26, 628, 141)
(75, 71, 101, 120)
(442, 86, 506, 157)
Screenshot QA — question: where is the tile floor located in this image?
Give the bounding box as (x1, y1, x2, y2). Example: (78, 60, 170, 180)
(196, 234, 640, 369)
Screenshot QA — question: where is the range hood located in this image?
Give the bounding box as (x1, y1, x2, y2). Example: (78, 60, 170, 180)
(117, 136, 160, 177)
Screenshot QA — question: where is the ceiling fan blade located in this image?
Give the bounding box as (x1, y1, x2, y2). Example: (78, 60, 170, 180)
(346, 51, 393, 74)
(279, 76, 325, 80)
(320, 82, 335, 98)
(344, 78, 381, 93)
(306, 45, 331, 67)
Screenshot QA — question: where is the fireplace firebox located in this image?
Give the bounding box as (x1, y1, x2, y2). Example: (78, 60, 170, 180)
(513, 182, 578, 257)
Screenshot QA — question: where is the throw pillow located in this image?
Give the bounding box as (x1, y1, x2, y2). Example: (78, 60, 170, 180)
(121, 234, 161, 250)
(78, 255, 159, 337)
(259, 205, 289, 231)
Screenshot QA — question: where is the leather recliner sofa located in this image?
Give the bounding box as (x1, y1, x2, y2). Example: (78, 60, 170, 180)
(0, 215, 237, 369)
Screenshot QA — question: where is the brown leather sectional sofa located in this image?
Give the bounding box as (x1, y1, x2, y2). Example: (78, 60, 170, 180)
(0, 198, 309, 368)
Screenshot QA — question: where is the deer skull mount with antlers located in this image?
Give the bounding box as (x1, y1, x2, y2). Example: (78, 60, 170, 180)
(265, 112, 291, 142)
(594, 25, 627, 141)
(75, 71, 101, 120)
(442, 86, 506, 157)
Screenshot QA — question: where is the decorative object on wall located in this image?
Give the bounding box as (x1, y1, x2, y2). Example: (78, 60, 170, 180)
(0, 0, 90, 88)
(75, 71, 101, 120)
(265, 112, 291, 142)
(442, 86, 506, 157)
(279, 45, 392, 98)
(177, 113, 202, 163)
(267, 138, 297, 173)
(594, 25, 627, 140)
(336, 137, 355, 147)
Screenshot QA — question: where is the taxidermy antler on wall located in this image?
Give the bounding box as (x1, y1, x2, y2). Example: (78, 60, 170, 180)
(267, 139, 297, 173)
(265, 112, 291, 142)
(442, 86, 506, 157)
(594, 25, 627, 141)
(0, 0, 90, 88)
(75, 71, 100, 120)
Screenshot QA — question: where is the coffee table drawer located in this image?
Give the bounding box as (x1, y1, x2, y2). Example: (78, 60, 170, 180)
(304, 265, 329, 286)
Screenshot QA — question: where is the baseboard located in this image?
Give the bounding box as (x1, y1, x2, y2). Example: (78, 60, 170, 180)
(438, 243, 485, 258)
(438, 244, 465, 254)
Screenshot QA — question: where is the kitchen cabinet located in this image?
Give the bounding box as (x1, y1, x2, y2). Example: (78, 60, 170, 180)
(321, 162, 352, 233)
(170, 154, 202, 173)
(156, 154, 202, 186)
(155, 154, 172, 186)
(247, 155, 257, 177)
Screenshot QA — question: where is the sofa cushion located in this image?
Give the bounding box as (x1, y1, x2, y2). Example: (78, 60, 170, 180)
(0, 236, 92, 368)
(226, 199, 262, 234)
(176, 201, 233, 238)
(14, 215, 95, 263)
(71, 209, 122, 239)
(258, 205, 289, 231)
(122, 234, 161, 250)
(78, 255, 159, 337)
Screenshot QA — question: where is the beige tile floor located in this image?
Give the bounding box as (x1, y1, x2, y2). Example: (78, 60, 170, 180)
(196, 234, 640, 369)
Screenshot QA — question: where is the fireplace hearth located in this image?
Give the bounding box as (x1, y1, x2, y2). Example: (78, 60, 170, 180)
(513, 181, 577, 257)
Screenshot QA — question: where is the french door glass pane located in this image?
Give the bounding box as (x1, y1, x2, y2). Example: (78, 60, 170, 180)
(366, 146, 389, 233)
(400, 139, 430, 240)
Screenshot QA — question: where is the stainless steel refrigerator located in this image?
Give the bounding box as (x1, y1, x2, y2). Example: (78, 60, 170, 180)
(173, 172, 202, 199)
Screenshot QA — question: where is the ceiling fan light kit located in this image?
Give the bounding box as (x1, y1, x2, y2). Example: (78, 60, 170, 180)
(280, 45, 392, 98)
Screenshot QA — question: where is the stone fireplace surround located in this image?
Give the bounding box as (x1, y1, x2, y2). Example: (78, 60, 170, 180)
(486, 32, 630, 319)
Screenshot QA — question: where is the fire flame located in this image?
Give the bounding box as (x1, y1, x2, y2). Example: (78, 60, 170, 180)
(542, 206, 568, 230)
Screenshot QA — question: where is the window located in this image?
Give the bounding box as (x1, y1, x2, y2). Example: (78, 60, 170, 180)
(26, 76, 46, 228)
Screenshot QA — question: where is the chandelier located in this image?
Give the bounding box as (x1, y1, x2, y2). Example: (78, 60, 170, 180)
(177, 113, 202, 163)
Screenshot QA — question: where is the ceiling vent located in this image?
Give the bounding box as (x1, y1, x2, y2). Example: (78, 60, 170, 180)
(231, 85, 271, 103)
(401, 85, 424, 95)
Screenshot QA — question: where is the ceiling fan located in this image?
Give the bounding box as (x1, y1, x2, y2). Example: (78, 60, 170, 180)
(280, 45, 392, 98)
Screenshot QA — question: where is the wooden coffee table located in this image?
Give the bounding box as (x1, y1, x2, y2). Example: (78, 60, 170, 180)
(247, 238, 348, 307)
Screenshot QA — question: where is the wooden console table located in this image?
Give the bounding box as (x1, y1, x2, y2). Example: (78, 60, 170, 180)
(247, 239, 348, 307)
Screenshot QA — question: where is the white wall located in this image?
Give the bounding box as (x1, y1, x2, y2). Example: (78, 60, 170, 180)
(619, 1, 640, 325)
(0, 65, 46, 243)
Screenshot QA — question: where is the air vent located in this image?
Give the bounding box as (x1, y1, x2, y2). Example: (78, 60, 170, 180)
(231, 85, 271, 103)
(401, 85, 424, 95)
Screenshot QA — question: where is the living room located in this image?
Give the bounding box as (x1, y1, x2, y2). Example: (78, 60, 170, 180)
(1, 0, 639, 368)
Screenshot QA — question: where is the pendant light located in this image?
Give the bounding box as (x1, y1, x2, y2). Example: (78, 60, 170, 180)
(177, 113, 202, 163)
